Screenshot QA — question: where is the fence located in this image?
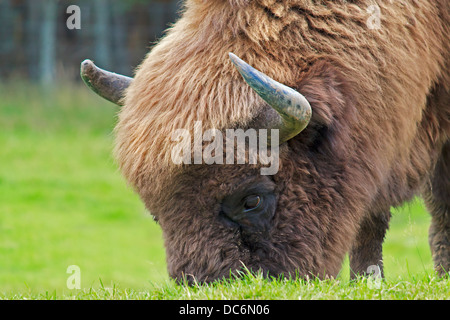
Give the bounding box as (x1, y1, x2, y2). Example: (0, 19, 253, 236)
(0, 0, 181, 83)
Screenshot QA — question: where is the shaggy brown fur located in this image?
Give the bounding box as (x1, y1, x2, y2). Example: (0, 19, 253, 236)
(115, 0, 449, 281)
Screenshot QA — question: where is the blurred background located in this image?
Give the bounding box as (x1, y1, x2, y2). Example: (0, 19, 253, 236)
(0, 0, 181, 82)
(0, 0, 181, 294)
(0, 0, 434, 296)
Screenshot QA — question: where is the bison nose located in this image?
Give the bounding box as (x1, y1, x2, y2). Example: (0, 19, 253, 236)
(255, 248, 267, 259)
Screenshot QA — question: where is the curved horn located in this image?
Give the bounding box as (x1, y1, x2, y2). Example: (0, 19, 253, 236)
(229, 53, 312, 144)
(80, 59, 133, 106)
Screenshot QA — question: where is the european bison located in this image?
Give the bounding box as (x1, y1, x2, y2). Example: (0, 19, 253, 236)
(81, 0, 449, 282)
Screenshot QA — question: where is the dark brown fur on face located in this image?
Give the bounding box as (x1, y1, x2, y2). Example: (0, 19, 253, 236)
(115, 0, 450, 282)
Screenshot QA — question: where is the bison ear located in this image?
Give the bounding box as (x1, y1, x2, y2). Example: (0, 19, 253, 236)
(80, 59, 133, 106)
(229, 53, 312, 145)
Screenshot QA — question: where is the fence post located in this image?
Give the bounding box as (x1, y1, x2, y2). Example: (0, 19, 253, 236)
(39, 0, 57, 84)
(94, 0, 112, 68)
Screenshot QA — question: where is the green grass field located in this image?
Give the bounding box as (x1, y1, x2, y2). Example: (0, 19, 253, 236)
(0, 82, 448, 300)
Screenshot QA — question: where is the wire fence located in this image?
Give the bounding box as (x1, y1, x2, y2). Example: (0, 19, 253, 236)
(0, 0, 181, 83)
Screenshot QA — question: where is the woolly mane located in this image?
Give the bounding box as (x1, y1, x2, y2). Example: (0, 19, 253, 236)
(115, 0, 448, 200)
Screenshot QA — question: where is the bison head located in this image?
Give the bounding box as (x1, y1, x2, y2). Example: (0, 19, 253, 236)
(83, 52, 362, 283)
(80, 2, 369, 283)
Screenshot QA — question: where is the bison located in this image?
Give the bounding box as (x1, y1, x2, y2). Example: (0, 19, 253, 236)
(80, 0, 449, 283)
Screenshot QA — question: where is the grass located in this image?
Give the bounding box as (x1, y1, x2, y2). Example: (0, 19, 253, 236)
(4, 271, 449, 300)
(0, 82, 167, 295)
(0, 82, 448, 300)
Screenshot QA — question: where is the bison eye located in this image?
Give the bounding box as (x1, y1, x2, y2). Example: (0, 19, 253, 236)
(219, 177, 276, 232)
(243, 195, 261, 212)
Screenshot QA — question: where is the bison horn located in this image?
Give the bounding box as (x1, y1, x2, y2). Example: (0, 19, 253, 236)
(80, 59, 133, 106)
(229, 53, 312, 144)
